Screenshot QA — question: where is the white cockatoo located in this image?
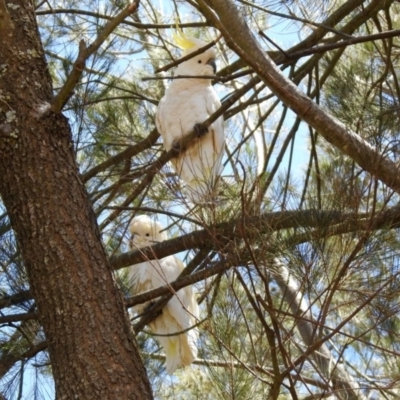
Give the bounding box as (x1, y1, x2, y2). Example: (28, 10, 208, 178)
(128, 215, 199, 374)
(156, 29, 225, 203)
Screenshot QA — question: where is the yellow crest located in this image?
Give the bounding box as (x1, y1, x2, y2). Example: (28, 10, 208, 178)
(172, 25, 197, 50)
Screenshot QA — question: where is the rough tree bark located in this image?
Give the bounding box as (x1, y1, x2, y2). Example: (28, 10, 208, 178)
(0, 1, 153, 399)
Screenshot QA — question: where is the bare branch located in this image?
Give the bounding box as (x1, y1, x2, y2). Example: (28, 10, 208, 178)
(0, 341, 47, 379)
(0, 290, 32, 310)
(203, 0, 400, 194)
(154, 34, 222, 73)
(110, 205, 400, 270)
(0, 311, 37, 324)
(82, 129, 159, 183)
(36, 8, 206, 29)
(50, 2, 139, 113)
(283, 29, 400, 61)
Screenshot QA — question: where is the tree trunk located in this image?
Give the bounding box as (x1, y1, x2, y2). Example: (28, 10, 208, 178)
(0, 2, 152, 398)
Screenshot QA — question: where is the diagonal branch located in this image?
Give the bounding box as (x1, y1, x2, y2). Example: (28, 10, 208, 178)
(263, 258, 366, 400)
(0, 341, 47, 378)
(0, 289, 32, 310)
(131, 248, 212, 333)
(50, 2, 139, 113)
(81, 129, 159, 183)
(264, 29, 400, 61)
(155, 35, 222, 73)
(204, 0, 400, 194)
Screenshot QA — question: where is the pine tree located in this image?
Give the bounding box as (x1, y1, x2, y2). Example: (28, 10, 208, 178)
(1, 0, 400, 398)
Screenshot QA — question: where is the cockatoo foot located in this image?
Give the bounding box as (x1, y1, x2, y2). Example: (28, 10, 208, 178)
(143, 301, 156, 313)
(171, 140, 182, 156)
(193, 123, 208, 138)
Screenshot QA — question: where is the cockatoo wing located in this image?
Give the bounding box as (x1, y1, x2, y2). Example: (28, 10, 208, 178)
(138, 255, 198, 374)
(127, 215, 200, 373)
(156, 83, 224, 202)
(154, 30, 226, 202)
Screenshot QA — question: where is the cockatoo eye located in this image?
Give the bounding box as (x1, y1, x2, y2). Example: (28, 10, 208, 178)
(198, 60, 202, 63)
(146, 233, 150, 237)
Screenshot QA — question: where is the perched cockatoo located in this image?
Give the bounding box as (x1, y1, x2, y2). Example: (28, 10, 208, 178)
(156, 29, 225, 203)
(128, 215, 199, 374)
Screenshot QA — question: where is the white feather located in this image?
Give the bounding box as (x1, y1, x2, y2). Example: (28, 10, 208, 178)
(156, 37, 225, 203)
(128, 215, 199, 374)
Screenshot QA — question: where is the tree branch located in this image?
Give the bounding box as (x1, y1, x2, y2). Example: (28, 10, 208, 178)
(0, 290, 32, 310)
(203, 0, 400, 195)
(4, 205, 400, 311)
(154, 35, 222, 73)
(264, 259, 365, 400)
(50, 2, 139, 113)
(0, 311, 37, 324)
(81, 129, 159, 183)
(110, 205, 400, 270)
(36, 8, 206, 30)
(0, 341, 47, 378)
(279, 29, 400, 61)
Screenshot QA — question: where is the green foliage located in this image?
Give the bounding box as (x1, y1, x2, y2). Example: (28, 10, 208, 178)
(2, 0, 400, 398)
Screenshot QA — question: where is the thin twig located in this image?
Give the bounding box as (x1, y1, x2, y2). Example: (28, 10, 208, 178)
(36, 8, 206, 30)
(131, 249, 212, 332)
(51, 2, 139, 113)
(142, 69, 252, 83)
(259, 31, 290, 59)
(154, 34, 222, 73)
(285, 29, 400, 61)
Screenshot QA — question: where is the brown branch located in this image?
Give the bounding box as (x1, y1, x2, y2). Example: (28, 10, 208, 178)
(154, 34, 222, 74)
(0, 311, 37, 324)
(82, 129, 159, 182)
(132, 249, 214, 333)
(0, 341, 48, 378)
(283, 29, 400, 61)
(203, 0, 400, 195)
(4, 205, 400, 311)
(143, 74, 219, 81)
(111, 204, 400, 270)
(142, 69, 253, 83)
(50, 2, 139, 113)
(36, 8, 206, 30)
(0, 290, 32, 310)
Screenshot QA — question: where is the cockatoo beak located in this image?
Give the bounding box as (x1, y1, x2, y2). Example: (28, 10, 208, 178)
(206, 58, 216, 74)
